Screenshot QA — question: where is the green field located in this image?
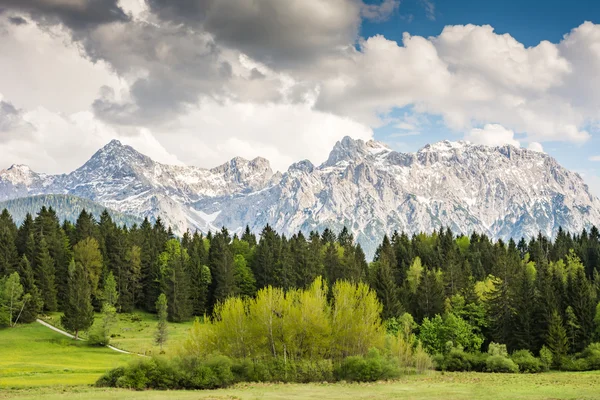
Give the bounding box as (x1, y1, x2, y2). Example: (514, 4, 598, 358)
(3, 372, 600, 400)
(0, 323, 132, 388)
(2, 323, 600, 399)
(40, 310, 195, 355)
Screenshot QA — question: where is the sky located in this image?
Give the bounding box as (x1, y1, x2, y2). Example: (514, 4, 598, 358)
(0, 0, 599, 196)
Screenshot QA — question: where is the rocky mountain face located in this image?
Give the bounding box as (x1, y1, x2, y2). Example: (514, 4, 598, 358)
(1, 138, 599, 258)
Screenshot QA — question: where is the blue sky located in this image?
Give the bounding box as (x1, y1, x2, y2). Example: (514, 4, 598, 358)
(362, 0, 600, 192)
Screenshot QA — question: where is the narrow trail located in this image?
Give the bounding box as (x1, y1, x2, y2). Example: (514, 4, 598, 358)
(36, 318, 146, 356)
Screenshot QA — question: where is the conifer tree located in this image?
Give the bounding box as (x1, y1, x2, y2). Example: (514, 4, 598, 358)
(253, 225, 280, 289)
(547, 309, 569, 368)
(413, 268, 445, 322)
(61, 260, 94, 340)
(208, 228, 236, 310)
(34, 235, 57, 312)
(160, 239, 192, 322)
(155, 293, 168, 352)
(16, 255, 43, 323)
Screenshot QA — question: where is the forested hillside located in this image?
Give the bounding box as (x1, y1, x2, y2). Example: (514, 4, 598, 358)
(0, 195, 142, 227)
(1, 205, 600, 371)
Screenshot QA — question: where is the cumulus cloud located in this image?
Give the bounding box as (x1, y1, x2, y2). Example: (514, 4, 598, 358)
(588, 175, 600, 198)
(527, 142, 545, 153)
(590, 156, 600, 162)
(0, 16, 123, 113)
(0, 1, 599, 176)
(465, 124, 520, 147)
(0, 104, 181, 173)
(0, 0, 129, 30)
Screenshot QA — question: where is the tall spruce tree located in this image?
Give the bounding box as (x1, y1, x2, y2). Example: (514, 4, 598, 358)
(61, 260, 94, 340)
(16, 255, 43, 323)
(160, 239, 192, 322)
(34, 234, 57, 312)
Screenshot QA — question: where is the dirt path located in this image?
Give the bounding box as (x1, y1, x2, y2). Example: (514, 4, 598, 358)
(36, 318, 143, 356)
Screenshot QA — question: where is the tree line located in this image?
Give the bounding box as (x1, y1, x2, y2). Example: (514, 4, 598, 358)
(1, 206, 600, 365)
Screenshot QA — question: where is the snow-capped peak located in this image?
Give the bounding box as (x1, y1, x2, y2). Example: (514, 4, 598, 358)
(0, 138, 599, 259)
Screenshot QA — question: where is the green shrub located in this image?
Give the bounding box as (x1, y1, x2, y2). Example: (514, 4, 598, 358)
(511, 350, 542, 373)
(335, 348, 400, 382)
(580, 343, 600, 370)
(97, 355, 235, 390)
(487, 342, 508, 357)
(88, 330, 110, 347)
(441, 348, 472, 372)
(433, 347, 487, 372)
(561, 357, 590, 372)
(486, 355, 519, 373)
(539, 346, 553, 371)
(96, 367, 125, 387)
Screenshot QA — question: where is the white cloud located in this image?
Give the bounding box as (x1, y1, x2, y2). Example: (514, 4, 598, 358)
(314, 23, 596, 145)
(465, 124, 520, 147)
(0, 106, 181, 174)
(0, 16, 123, 114)
(590, 155, 600, 162)
(527, 142, 545, 153)
(1, 2, 600, 175)
(588, 175, 600, 198)
(157, 99, 373, 172)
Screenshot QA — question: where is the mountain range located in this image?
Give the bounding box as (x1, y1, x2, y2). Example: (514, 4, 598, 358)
(1, 137, 599, 258)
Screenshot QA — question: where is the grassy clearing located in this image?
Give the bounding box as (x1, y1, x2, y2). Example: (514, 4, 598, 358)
(41, 310, 195, 355)
(0, 323, 132, 388)
(2, 372, 600, 400)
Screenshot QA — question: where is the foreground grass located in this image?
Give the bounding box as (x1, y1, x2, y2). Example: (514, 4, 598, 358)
(0, 324, 132, 388)
(41, 310, 195, 355)
(3, 323, 600, 399)
(2, 372, 600, 400)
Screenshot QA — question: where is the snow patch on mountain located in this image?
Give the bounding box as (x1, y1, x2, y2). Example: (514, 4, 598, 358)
(1, 137, 599, 258)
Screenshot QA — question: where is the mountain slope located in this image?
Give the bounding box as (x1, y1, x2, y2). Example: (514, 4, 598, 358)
(1, 138, 599, 258)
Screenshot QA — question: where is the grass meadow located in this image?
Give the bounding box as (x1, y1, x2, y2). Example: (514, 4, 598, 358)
(40, 310, 195, 355)
(2, 321, 600, 399)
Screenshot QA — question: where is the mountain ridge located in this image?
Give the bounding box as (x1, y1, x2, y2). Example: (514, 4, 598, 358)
(1, 137, 598, 258)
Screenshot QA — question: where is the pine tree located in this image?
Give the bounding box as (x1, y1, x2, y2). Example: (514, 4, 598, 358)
(155, 293, 168, 352)
(61, 260, 94, 340)
(252, 225, 280, 289)
(34, 235, 57, 312)
(547, 309, 569, 368)
(0, 215, 19, 276)
(16, 255, 43, 323)
(160, 239, 192, 322)
(413, 268, 445, 322)
(208, 228, 236, 310)
(370, 260, 402, 319)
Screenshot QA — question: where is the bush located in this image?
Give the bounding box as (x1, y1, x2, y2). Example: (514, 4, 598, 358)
(561, 357, 590, 372)
(511, 350, 542, 373)
(433, 347, 486, 372)
(539, 346, 553, 371)
(96, 367, 125, 387)
(88, 330, 110, 347)
(486, 355, 519, 373)
(335, 348, 400, 382)
(580, 343, 600, 370)
(97, 355, 235, 390)
(487, 342, 508, 357)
